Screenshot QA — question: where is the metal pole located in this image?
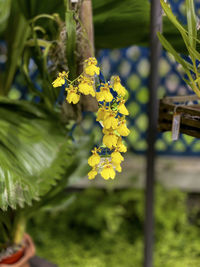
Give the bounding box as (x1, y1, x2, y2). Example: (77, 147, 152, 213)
(144, 0, 162, 267)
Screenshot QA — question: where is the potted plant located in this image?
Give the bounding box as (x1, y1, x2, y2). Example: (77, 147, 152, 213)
(158, 0, 200, 139)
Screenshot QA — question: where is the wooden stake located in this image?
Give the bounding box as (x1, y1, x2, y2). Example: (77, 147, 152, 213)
(79, 0, 98, 112)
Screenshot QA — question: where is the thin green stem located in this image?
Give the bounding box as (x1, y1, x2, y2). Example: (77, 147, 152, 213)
(192, 58, 200, 90)
(12, 214, 26, 245)
(67, 73, 83, 85)
(187, 71, 200, 98)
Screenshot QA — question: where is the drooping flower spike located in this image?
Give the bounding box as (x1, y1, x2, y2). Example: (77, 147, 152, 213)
(52, 57, 130, 180)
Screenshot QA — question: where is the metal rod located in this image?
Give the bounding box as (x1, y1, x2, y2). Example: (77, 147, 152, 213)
(144, 0, 162, 267)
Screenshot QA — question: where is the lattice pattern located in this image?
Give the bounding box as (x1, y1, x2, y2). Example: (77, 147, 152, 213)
(82, 48, 200, 156)
(93, 0, 200, 155)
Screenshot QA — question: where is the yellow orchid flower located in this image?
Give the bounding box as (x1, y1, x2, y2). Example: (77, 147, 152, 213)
(52, 71, 68, 88)
(103, 110, 118, 129)
(111, 151, 124, 165)
(84, 57, 100, 76)
(78, 76, 95, 97)
(66, 85, 80, 104)
(103, 131, 118, 149)
(100, 163, 116, 180)
(118, 100, 129, 115)
(117, 138, 127, 153)
(96, 106, 107, 121)
(88, 148, 100, 167)
(114, 163, 122, 173)
(88, 167, 98, 180)
(96, 83, 113, 103)
(117, 120, 130, 136)
(112, 76, 127, 96)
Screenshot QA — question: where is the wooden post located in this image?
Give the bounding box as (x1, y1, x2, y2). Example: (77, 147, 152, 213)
(79, 0, 98, 112)
(80, 0, 94, 58)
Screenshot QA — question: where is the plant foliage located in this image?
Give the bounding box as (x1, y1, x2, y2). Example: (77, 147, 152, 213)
(158, 0, 200, 98)
(28, 186, 200, 267)
(0, 98, 74, 211)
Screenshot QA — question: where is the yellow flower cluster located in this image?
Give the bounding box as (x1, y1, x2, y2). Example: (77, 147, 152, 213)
(52, 58, 100, 104)
(52, 58, 130, 181)
(88, 73, 129, 180)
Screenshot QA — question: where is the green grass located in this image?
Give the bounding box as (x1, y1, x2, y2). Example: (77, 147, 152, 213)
(28, 185, 200, 267)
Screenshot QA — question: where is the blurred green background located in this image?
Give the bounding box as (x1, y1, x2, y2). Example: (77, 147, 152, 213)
(28, 185, 200, 267)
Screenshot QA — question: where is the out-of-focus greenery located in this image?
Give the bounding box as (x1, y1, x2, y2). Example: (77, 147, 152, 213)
(0, 0, 194, 53)
(28, 185, 200, 267)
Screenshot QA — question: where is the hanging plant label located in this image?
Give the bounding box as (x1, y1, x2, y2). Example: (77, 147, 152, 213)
(171, 113, 181, 141)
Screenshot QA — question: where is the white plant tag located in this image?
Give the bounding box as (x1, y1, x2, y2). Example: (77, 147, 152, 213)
(172, 113, 181, 141)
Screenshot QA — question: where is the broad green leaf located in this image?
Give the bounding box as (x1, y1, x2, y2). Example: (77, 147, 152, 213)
(15, 0, 65, 20)
(0, 99, 75, 211)
(92, 0, 191, 52)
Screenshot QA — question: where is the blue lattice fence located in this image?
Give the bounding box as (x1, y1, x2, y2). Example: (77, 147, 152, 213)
(95, 47, 200, 156)
(93, 0, 200, 156)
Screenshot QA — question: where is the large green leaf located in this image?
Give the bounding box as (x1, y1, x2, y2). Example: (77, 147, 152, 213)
(93, 0, 189, 52)
(16, 0, 65, 20)
(0, 99, 74, 211)
(93, 0, 150, 49)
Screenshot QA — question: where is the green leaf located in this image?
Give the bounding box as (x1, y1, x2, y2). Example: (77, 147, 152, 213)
(93, 0, 150, 49)
(186, 0, 197, 50)
(0, 99, 75, 211)
(0, 1, 30, 96)
(15, 0, 65, 20)
(65, 9, 77, 79)
(188, 46, 200, 62)
(0, 0, 11, 34)
(92, 0, 190, 52)
(21, 47, 44, 98)
(160, 0, 189, 51)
